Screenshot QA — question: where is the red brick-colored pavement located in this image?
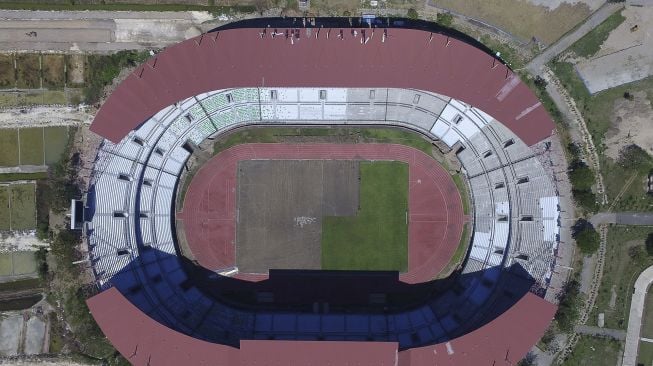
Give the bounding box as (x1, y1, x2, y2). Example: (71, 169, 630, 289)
(177, 143, 464, 284)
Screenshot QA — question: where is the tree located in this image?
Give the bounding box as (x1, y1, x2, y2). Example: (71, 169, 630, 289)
(623, 91, 634, 101)
(618, 144, 653, 170)
(572, 219, 600, 254)
(407, 8, 418, 19)
(534, 75, 548, 89)
(646, 233, 653, 256)
(555, 279, 581, 332)
(569, 162, 595, 191)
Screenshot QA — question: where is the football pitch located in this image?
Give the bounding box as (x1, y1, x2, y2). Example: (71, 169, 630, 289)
(321, 161, 408, 272)
(0, 182, 37, 231)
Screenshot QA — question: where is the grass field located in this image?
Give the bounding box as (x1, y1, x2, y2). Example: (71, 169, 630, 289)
(322, 161, 409, 271)
(0, 183, 37, 231)
(567, 10, 626, 58)
(562, 335, 623, 366)
(589, 226, 653, 329)
(638, 341, 653, 366)
(0, 251, 37, 277)
(0, 128, 19, 166)
(18, 128, 44, 165)
(0, 187, 9, 231)
(44, 126, 69, 165)
(15, 54, 40, 89)
(0, 53, 15, 88)
(641, 290, 653, 339)
(10, 183, 36, 230)
(0, 126, 68, 167)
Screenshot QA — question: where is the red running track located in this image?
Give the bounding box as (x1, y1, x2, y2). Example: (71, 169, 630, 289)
(177, 143, 464, 284)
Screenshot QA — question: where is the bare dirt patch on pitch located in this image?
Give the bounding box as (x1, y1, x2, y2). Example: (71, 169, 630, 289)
(236, 160, 359, 273)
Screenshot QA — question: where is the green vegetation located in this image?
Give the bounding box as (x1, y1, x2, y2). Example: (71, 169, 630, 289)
(604, 145, 653, 212)
(0, 277, 42, 292)
(19, 127, 45, 165)
(46, 230, 125, 364)
(549, 62, 653, 198)
(566, 143, 599, 213)
(0, 53, 15, 88)
(0, 126, 69, 168)
(44, 126, 70, 165)
(407, 8, 419, 19)
(590, 226, 653, 329)
(0, 183, 37, 230)
(0, 294, 43, 311)
(9, 183, 37, 230)
(567, 10, 625, 58)
(0, 172, 48, 182)
(436, 12, 454, 27)
(212, 127, 436, 157)
(42, 54, 65, 89)
(562, 335, 622, 366)
(451, 174, 470, 215)
(15, 53, 41, 89)
(545, 10, 635, 218)
(85, 51, 150, 104)
(438, 223, 470, 278)
(479, 35, 526, 70)
(572, 219, 600, 254)
(555, 278, 582, 332)
(0, 128, 19, 166)
(0, 187, 9, 230)
(638, 341, 653, 366)
(322, 161, 409, 271)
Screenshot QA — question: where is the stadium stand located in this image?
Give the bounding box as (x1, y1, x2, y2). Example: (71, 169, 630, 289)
(84, 20, 560, 366)
(86, 85, 560, 363)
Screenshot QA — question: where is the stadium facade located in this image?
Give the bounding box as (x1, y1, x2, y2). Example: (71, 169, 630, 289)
(85, 18, 560, 365)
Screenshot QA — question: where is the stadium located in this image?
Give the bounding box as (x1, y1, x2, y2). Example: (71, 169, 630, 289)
(84, 18, 561, 365)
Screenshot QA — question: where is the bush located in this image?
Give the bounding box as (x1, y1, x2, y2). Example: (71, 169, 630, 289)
(572, 219, 600, 254)
(35, 247, 48, 280)
(436, 12, 453, 27)
(534, 75, 548, 89)
(407, 8, 418, 19)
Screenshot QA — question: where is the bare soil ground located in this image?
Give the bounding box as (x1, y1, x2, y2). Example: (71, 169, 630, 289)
(606, 90, 653, 159)
(236, 160, 359, 273)
(41, 54, 65, 89)
(575, 6, 653, 93)
(431, 0, 592, 45)
(0, 54, 14, 89)
(65, 54, 84, 86)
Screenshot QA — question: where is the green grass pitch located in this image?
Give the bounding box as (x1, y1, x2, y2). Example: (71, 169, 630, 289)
(9, 182, 36, 230)
(321, 161, 408, 271)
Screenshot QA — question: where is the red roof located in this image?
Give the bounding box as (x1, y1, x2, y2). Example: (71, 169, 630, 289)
(90, 27, 554, 146)
(87, 287, 555, 366)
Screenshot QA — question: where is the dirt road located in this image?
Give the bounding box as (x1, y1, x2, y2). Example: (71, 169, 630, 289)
(0, 10, 218, 52)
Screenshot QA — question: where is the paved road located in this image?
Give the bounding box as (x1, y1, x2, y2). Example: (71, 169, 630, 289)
(0, 10, 219, 52)
(590, 212, 653, 227)
(623, 266, 653, 366)
(526, 2, 624, 74)
(574, 325, 626, 340)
